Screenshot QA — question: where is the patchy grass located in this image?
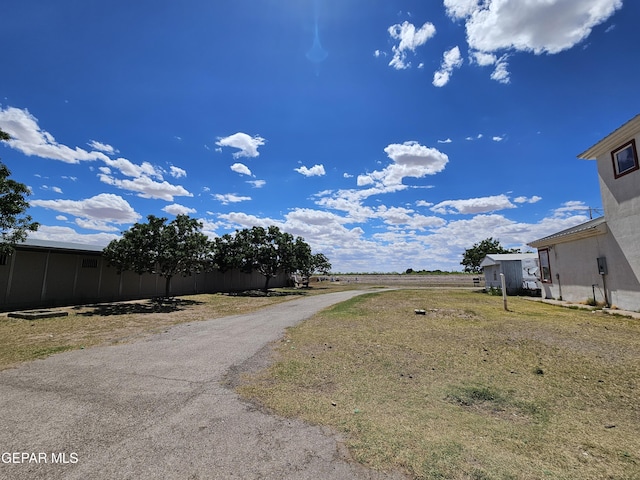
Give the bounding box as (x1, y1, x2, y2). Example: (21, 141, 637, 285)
(236, 289, 640, 479)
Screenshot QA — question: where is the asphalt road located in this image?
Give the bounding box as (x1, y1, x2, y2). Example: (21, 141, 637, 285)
(0, 290, 406, 480)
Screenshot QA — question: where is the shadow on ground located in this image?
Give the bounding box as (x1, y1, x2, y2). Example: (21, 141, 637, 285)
(73, 299, 204, 316)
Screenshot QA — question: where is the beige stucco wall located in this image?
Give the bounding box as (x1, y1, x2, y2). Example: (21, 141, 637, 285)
(540, 227, 640, 311)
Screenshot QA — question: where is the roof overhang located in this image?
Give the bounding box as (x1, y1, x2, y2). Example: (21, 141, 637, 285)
(578, 114, 640, 160)
(528, 217, 607, 249)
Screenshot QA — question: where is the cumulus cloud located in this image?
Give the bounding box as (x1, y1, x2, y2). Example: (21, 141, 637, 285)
(357, 175, 375, 187)
(0, 106, 192, 201)
(231, 162, 252, 176)
(162, 203, 197, 216)
(103, 157, 163, 179)
(380, 141, 449, 185)
(375, 206, 446, 230)
(432, 46, 463, 87)
(31, 193, 141, 231)
(88, 140, 117, 155)
(213, 193, 252, 205)
(29, 225, 119, 246)
(169, 166, 187, 178)
(445, 0, 622, 82)
(388, 21, 436, 69)
(0, 107, 109, 164)
(295, 164, 326, 177)
(431, 194, 516, 215)
(247, 179, 266, 188)
(514, 195, 542, 204)
(216, 132, 266, 158)
(98, 174, 192, 201)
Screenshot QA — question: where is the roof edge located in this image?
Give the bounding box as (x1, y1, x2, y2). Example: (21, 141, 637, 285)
(578, 114, 640, 160)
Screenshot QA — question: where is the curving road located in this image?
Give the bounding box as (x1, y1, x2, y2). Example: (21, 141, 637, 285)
(0, 290, 406, 480)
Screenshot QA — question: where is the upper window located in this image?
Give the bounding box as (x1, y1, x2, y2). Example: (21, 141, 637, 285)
(611, 139, 639, 179)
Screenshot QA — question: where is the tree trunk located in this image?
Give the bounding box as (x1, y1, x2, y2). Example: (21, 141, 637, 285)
(263, 275, 271, 293)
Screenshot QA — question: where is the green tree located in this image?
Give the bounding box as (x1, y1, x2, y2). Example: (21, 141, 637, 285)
(460, 237, 518, 273)
(232, 225, 299, 292)
(293, 236, 331, 283)
(103, 214, 212, 297)
(0, 129, 39, 256)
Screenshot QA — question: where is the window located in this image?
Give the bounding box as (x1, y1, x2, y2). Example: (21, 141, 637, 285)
(611, 139, 639, 179)
(81, 258, 98, 268)
(538, 248, 552, 283)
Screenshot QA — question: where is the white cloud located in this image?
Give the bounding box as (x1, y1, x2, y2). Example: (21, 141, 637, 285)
(98, 174, 192, 201)
(375, 205, 446, 230)
(247, 179, 266, 188)
(162, 203, 197, 216)
(231, 162, 252, 176)
(470, 51, 511, 84)
(213, 193, 252, 205)
(295, 164, 326, 177)
(445, 0, 622, 82)
(416, 200, 434, 207)
(29, 225, 119, 247)
(357, 175, 375, 187)
(380, 141, 449, 185)
(31, 193, 141, 231)
(216, 132, 266, 158)
(432, 46, 463, 87)
(0, 107, 109, 164)
(492, 135, 505, 142)
(55, 215, 68, 221)
(514, 195, 542, 204)
(445, 0, 622, 54)
(552, 200, 590, 216)
(437, 138, 453, 144)
(103, 157, 163, 179)
(169, 165, 187, 178)
(388, 21, 436, 70)
(41, 185, 63, 194)
(88, 140, 117, 155)
(431, 194, 516, 215)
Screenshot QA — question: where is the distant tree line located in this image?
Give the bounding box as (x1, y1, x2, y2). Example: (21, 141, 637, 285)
(103, 215, 331, 297)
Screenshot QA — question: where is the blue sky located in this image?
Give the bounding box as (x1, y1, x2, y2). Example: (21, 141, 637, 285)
(0, 0, 637, 272)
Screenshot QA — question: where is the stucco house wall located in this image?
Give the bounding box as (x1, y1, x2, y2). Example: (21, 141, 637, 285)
(529, 114, 640, 311)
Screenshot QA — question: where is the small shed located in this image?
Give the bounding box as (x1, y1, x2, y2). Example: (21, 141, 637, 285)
(480, 253, 540, 295)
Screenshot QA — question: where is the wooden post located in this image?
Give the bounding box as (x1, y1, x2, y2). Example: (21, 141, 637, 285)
(500, 273, 508, 311)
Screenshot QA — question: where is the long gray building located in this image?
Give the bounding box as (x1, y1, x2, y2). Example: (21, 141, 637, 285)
(0, 239, 287, 311)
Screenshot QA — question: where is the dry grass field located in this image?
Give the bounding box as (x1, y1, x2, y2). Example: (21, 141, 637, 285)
(235, 288, 640, 479)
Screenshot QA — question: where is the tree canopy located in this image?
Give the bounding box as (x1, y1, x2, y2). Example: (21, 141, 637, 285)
(106, 218, 330, 295)
(460, 237, 519, 273)
(214, 225, 326, 292)
(0, 129, 39, 256)
(103, 214, 212, 297)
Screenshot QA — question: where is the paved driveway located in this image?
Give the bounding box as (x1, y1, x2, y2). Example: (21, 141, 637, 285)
(0, 291, 406, 479)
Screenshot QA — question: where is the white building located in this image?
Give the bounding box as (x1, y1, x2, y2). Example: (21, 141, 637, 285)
(480, 253, 539, 295)
(528, 114, 640, 310)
